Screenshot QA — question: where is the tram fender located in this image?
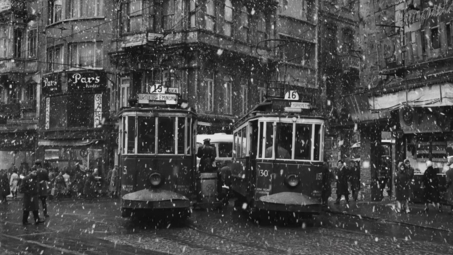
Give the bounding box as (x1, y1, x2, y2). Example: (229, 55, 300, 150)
(122, 188, 189, 201)
(258, 192, 319, 206)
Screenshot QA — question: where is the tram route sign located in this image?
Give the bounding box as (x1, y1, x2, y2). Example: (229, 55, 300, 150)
(284, 90, 300, 101)
(290, 102, 311, 109)
(138, 93, 178, 105)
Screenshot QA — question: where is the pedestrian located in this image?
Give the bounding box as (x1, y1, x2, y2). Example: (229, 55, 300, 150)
(445, 161, 453, 214)
(0, 169, 10, 204)
(334, 160, 350, 205)
(395, 162, 412, 213)
(35, 160, 50, 218)
(63, 171, 71, 197)
(422, 160, 441, 213)
(321, 165, 334, 206)
(350, 161, 361, 202)
(109, 165, 119, 198)
(378, 154, 392, 199)
(72, 167, 85, 198)
(10, 169, 19, 199)
(54, 171, 67, 200)
(197, 138, 216, 173)
(83, 169, 96, 200)
(20, 170, 45, 225)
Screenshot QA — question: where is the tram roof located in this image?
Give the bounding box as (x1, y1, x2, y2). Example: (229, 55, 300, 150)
(118, 106, 197, 116)
(235, 99, 324, 127)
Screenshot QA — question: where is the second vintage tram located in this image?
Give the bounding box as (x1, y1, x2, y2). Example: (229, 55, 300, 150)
(119, 91, 197, 219)
(228, 95, 326, 220)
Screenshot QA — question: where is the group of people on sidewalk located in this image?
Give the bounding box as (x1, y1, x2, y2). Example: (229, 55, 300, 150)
(322, 160, 361, 206)
(0, 160, 121, 226)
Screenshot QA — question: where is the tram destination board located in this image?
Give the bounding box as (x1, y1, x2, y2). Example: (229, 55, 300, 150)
(138, 93, 178, 105)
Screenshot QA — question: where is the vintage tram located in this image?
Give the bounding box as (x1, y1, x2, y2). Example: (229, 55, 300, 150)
(119, 92, 197, 219)
(228, 96, 326, 220)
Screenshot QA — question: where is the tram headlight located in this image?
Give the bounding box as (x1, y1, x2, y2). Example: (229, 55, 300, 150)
(285, 174, 299, 188)
(149, 173, 162, 187)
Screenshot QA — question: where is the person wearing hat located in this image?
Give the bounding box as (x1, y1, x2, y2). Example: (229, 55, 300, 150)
(35, 160, 50, 217)
(334, 160, 350, 205)
(21, 170, 45, 225)
(197, 138, 216, 173)
(422, 160, 441, 213)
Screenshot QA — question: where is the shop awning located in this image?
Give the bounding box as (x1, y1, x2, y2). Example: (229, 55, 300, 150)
(370, 83, 453, 110)
(345, 94, 392, 122)
(38, 139, 99, 147)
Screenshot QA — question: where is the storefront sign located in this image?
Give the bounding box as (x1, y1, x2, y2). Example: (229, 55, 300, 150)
(138, 93, 178, 105)
(45, 97, 50, 130)
(404, 1, 453, 25)
(0, 0, 11, 13)
(121, 33, 164, 48)
(68, 72, 106, 92)
(94, 94, 103, 128)
(42, 74, 61, 94)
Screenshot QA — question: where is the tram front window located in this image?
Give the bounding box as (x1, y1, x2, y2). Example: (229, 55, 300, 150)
(276, 123, 292, 159)
(264, 122, 274, 158)
(138, 117, 156, 154)
(295, 124, 312, 160)
(158, 117, 175, 154)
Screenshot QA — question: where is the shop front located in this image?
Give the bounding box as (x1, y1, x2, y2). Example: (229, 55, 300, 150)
(38, 71, 113, 176)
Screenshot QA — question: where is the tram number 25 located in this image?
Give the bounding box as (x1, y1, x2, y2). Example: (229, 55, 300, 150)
(258, 169, 269, 177)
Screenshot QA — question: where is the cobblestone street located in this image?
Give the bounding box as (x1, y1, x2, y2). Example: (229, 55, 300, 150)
(0, 199, 452, 254)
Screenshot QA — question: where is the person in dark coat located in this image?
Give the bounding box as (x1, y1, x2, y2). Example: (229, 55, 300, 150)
(36, 160, 50, 218)
(0, 169, 10, 203)
(197, 138, 216, 173)
(21, 170, 44, 225)
(423, 160, 441, 212)
(83, 170, 96, 200)
(334, 160, 350, 205)
(321, 166, 335, 206)
(395, 162, 412, 213)
(350, 161, 361, 202)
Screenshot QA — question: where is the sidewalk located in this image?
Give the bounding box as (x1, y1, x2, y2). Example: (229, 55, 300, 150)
(327, 199, 453, 231)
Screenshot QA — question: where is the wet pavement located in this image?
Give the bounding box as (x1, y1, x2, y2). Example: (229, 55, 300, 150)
(0, 197, 452, 254)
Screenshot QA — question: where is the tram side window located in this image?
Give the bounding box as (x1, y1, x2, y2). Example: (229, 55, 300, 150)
(158, 117, 175, 154)
(276, 123, 292, 159)
(234, 130, 241, 158)
(294, 124, 312, 160)
(219, 143, 233, 157)
(127, 116, 136, 154)
(177, 117, 185, 154)
(258, 122, 264, 158)
(314, 124, 321, 161)
(264, 122, 274, 159)
(241, 127, 247, 157)
(138, 117, 156, 154)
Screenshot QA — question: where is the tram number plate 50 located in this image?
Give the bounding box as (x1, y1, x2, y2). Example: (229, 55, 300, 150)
(259, 169, 269, 177)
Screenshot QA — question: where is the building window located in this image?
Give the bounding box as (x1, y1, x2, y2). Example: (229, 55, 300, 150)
(238, 6, 249, 42)
(14, 29, 23, 58)
(281, 36, 315, 67)
(204, 77, 214, 112)
(0, 27, 7, 58)
(256, 13, 268, 45)
(69, 42, 102, 68)
(206, 0, 215, 32)
(224, 0, 233, 36)
(120, 77, 130, 108)
(447, 23, 452, 48)
(27, 29, 37, 58)
(258, 87, 266, 102)
(280, 0, 307, 21)
(48, 0, 63, 24)
(342, 29, 354, 53)
(325, 26, 336, 55)
(431, 26, 440, 50)
(421, 29, 426, 54)
(122, 0, 143, 33)
(163, 0, 175, 30)
(47, 45, 63, 71)
(241, 84, 248, 114)
(223, 76, 232, 114)
(189, 0, 197, 28)
(69, 0, 103, 18)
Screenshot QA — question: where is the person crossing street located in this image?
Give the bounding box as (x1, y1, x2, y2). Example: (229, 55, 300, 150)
(36, 160, 50, 218)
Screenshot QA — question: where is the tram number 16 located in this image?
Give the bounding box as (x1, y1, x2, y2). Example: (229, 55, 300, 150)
(259, 169, 269, 177)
